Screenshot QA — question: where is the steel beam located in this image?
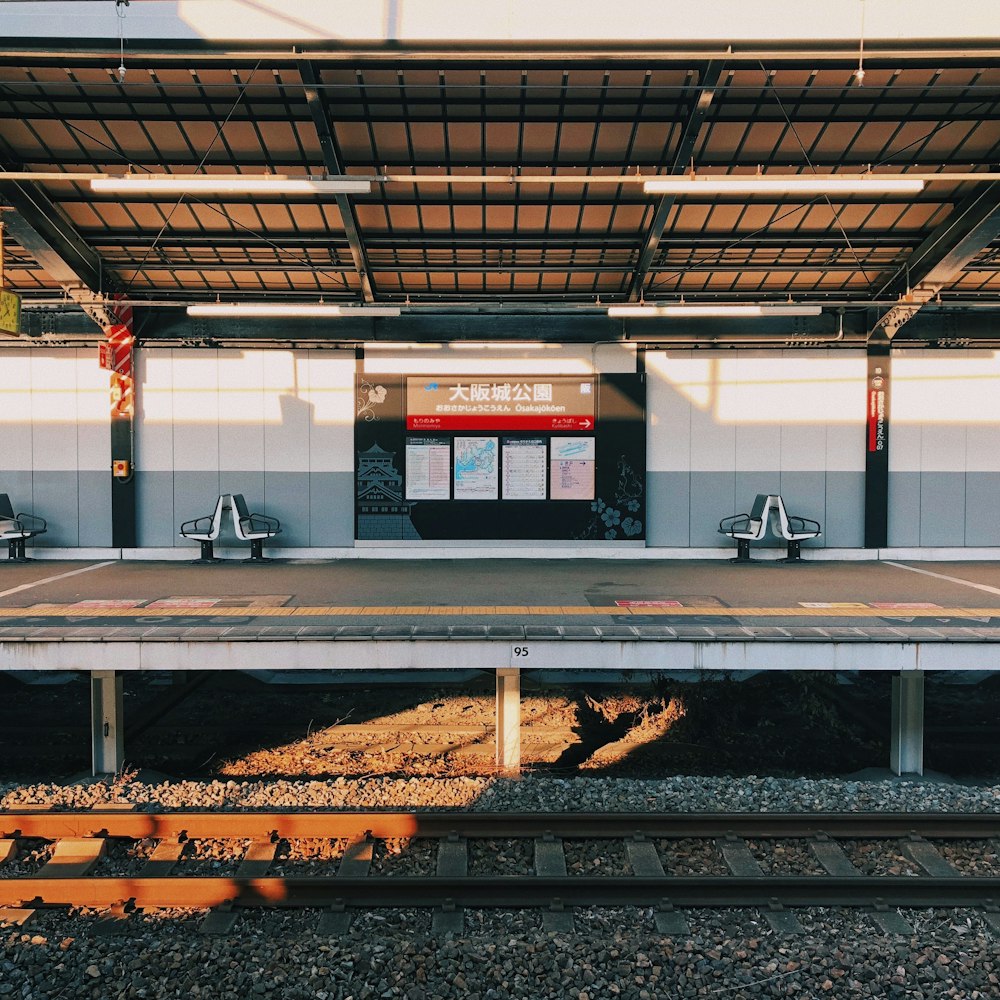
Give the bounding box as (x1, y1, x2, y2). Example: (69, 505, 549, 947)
(873, 182, 1000, 338)
(627, 61, 724, 302)
(298, 60, 374, 302)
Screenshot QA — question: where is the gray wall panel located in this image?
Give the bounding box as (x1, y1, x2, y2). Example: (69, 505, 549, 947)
(32, 471, 79, 546)
(888, 472, 921, 547)
(137, 471, 177, 547)
(262, 473, 310, 547)
(824, 473, 864, 547)
(173, 472, 222, 547)
(309, 473, 355, 546)
(646, 471, 690, 546)
(919, 472, 966, 546)
(690, 472, 736, 547)
(2, 472, 34, 516)
(920, 472, 965, 545)
(965, 473, 1000, 546)
(77, 472, 112, 546)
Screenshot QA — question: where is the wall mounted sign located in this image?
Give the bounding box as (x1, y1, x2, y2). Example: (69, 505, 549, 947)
(406, 376, 595, 431)
(355, 373, 645, 541)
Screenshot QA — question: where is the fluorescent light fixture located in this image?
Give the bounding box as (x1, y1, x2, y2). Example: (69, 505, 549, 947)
(186, 303, 400, 318)
(91, 175, 371, 196)
(608, 304, 823, 318)
(642, 176, 924, 196)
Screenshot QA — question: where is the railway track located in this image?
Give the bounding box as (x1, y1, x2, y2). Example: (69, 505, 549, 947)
(2, 811, 1000, 935)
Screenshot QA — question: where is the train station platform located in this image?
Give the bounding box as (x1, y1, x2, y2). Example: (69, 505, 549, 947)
(3, 557, 999, 777)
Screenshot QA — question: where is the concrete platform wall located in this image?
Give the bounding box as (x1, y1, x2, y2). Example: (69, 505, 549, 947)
(645, 349, 867, 548)
(135, 348, 357, 547)
(889, 350, 1000, 548)
(0, 348, 112, 546)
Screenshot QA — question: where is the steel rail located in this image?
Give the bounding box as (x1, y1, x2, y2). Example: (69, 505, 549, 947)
(3, 875, 1000, 911)
(3, 811, 1000, 841)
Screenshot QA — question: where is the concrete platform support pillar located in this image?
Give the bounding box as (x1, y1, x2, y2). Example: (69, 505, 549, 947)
(496, 667, 521, 771)
(91, 670, 124, 776)
(890, 670, 924, 776)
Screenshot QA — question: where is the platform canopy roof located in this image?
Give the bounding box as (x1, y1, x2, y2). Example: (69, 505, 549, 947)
(0, 1, 998, 342)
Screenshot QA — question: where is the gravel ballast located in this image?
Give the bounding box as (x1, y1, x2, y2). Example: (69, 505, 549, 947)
(2, 773, 1000, 999)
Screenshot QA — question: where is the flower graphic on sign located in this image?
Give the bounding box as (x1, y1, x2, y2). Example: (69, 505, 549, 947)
(357, 381, 388, 421)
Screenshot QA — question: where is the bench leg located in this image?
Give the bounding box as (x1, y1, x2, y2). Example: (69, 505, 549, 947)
(197, 540, 219, 563)
(7, 538, 28, 561)
(248, 539, 265, 561)
(784, 539, 802, 561)
(730, 538, 752, 562)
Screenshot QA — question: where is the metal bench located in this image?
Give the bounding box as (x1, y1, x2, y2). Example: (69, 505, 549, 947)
(179, 494, 227, 562)
(772, 494, 822, 561)
(0, 493, 47, 561)
(718, 493, 773, 562)
(231, 493, 281, 561)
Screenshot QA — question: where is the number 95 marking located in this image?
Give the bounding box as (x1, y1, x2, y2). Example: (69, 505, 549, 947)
(511, 645, 530, 659)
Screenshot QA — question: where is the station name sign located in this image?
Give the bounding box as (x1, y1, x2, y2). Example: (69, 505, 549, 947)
(406, 376, 595, 431)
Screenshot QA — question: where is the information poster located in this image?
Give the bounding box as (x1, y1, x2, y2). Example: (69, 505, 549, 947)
(405, 437, 451, 500)
(550, 436, 596, 500)
(502, 438, 547, 500)
(454, 437, 499, 499)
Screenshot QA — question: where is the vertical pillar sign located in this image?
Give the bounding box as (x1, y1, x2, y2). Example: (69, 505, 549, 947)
(864, 346, 890, 548)
(100, 298, 137, 547)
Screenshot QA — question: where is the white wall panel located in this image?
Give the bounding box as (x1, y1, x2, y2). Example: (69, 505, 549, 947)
(218, 349, 264, 471)
(887, 422, 922, 474)
(0, 351, 34, 469)
(966, 424, 1000, 472)
(920, 424, 967, 473)
(171, 349, 219, 471)
(732, 354, 782, 472)
(363, 344, 602, 375)
(645, 351, 693, 473)
(137, 349, 175, 472)
(30, 352, 78, 471)
(304, 352, 356, 473)
(75, 349, 111, 471)
(263, 351, 310, 472)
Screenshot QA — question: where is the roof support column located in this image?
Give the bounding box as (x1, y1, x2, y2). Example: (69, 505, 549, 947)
(864, 342, 891, 549)
(890, 671, 924, 777)
(91, 670, 124, 776)
(496, 667, 521, 772)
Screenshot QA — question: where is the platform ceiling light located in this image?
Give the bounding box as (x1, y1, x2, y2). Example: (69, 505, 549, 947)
(186, 303, 400, 318)
(641, 176, 924, 196)
(607, 304, 824, 318)
(91, 175, 371, 196)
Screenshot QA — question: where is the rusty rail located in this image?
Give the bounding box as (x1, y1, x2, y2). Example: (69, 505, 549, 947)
(3, 811, 1000, 841)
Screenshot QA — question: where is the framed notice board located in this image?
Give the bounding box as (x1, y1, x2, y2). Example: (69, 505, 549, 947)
(354, 373, 645, 541)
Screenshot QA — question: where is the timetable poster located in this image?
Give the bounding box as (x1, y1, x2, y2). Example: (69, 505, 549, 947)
(405, 437, 451, 500)
(502, 438, 547, 500)
(454, 437, 499, 499)
(550, 436, 596, 499)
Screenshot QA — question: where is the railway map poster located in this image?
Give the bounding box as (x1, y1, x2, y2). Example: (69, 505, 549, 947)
(454, 437, 498, 499)
(405, 437, 451, 500)
(501, 438, 547, 500)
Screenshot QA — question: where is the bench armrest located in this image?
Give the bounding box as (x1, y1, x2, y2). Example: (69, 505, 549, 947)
(180, 514, 216, 535)
(719, 512, 752, 532)
(787, 514, 821, 534)
(240, 511, 281, 534)
(15, 512, 46, 533)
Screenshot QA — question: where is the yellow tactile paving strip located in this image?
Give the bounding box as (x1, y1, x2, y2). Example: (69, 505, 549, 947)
(0, 605, 997, 619)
